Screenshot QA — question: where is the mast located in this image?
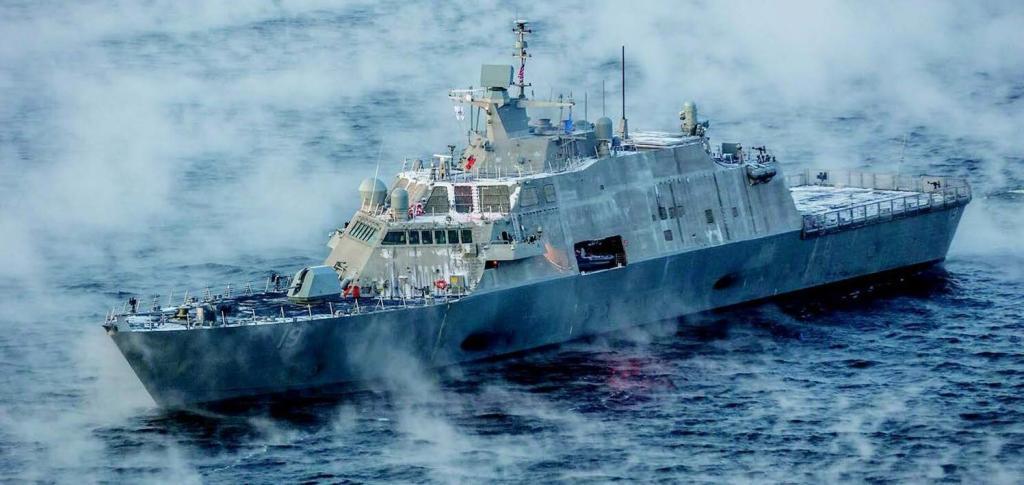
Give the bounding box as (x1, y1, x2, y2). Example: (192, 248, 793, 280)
(619, 45, 629, 140)
(513, 20, 532, 99)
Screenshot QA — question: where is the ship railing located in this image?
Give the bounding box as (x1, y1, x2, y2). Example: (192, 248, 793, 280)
(800, 184, 971, 236)
(785, 168, 970, 193)
(112, 275, 463, 331)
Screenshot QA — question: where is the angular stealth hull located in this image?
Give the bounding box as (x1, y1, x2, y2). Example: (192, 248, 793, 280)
(112, 204, 964, 407)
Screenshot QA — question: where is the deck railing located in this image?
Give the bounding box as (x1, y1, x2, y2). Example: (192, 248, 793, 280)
(800, 185, 971, 236)
(785, 168, 970, 193)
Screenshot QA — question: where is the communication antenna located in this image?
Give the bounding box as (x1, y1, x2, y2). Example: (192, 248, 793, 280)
(513, 20, 532, 99)
(584, 91, 588, 121)
(619, 45, 629, 139)
(373, 143, 384, 181)
(602, 80, 606, 117)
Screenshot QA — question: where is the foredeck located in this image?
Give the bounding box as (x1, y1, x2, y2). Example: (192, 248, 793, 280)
(107, 284, 459, 333)
(786, 169, 971, 237)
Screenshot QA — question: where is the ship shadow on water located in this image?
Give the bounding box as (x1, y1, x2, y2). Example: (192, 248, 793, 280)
(133, 263, 957, 442)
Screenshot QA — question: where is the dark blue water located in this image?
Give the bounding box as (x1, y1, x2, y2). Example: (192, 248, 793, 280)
(2, 2, 1023, 483)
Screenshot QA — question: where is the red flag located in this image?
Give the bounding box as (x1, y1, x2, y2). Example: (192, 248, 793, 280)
(465, 155, 476, 170)
(517, 65, 525, 84)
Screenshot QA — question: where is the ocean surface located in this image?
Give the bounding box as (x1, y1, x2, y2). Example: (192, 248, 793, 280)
(1, 2, 1023, 483)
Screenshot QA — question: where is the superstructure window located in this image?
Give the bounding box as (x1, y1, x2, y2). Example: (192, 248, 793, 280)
(705, 209, 715, 224)
(408, 230, 420, 244)
(461, 229, 473, 244)
(448, 229, 460, 243)
(348, 221, 377, 241)
(421, 230, 433, 244)
(382, 231, 406, 245)
(434, 230, 447, 244)
(423, 187, 450, 214)
(454, 185, 474, 213)
(664, 230, 673, 241)
(479, 185, 511, 212)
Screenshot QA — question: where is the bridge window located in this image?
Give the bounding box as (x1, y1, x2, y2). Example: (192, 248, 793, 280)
(408, 230, 420, 244)
(454, 185, 474, 213)
(664, 230, 673, 241)
(423, 187, 449, 214)
(382, 231, 406, 245)
(348, 221, 377, 241)
(461, 229, 473, 244)
(420, 230, 433, 244)
(479, 185, 511, 212)
(448, 229, 460, 243)
(705, 209, 715, 224)
(434, 230, 447, 244)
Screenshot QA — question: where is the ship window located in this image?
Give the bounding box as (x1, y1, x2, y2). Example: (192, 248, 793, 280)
(732, 207, 739, 217)
(408, 230, 420, 244)
(543, 184, 557, 203)
(574, 235, 627, 273)
(382, 231, 406, 245)
(421, 230, 433, 244)
(448, 229, 460, 243)
(658, 206, 668, 220)
(676, 205, 685, 217)
(454, 185, 474, 213)
(434, 230, 447, 244)
(423, 187, 449, 214)
(669, 207, 677, 219)
(664, 230, 673, 241)
(479, 185, 511, 212)
(519, 187, 539, 207)
(350, 222, 376, 241)
(705, 209, 715, 224)
(461, 229, 473, 244)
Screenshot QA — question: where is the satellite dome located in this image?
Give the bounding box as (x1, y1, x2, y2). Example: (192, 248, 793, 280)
(358, 178, 387, 209)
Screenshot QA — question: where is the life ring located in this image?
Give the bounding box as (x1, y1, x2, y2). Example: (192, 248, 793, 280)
(434, 279, 448, 290)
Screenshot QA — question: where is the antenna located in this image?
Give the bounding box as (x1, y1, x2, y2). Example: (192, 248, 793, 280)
(619, 45, 629, 139)
(584, 91, 588, 121)
(602, 80, 606, 117)
(513, 20, 532, 98)
(373, 143, 384, 181)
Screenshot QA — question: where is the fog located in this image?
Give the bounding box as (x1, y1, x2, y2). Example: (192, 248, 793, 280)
(0, 0, 1021, 482)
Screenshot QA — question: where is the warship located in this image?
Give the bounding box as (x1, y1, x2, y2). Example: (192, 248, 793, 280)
(104, 22, 971, 407)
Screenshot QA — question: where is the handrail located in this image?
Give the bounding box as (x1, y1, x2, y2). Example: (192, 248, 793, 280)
(801, 185, 971, 236)
(785, 168, 970, 193)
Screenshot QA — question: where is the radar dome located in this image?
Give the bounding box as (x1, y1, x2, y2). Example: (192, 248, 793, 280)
(358, 178, 387, 210)
(390, 187, 409, 220)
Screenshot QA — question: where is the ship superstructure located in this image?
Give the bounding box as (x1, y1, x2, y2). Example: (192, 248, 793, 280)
(104, 22, 971, 407)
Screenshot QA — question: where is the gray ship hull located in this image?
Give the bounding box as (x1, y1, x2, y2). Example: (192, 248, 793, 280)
(112, 205, 963, 407)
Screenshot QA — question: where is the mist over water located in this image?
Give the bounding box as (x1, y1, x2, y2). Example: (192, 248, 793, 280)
(1, 1, 1022, 482)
